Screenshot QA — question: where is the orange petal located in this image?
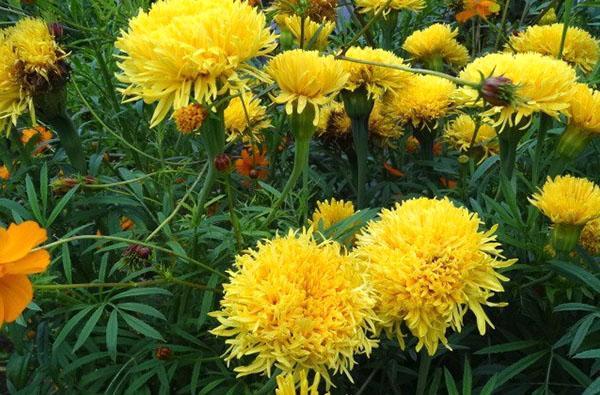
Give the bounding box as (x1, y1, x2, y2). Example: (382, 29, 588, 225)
(4, 250, 50, 276)
(0, 222, 47, 264)
(0, 275, 33, 324)
(456, 10, 476, 23)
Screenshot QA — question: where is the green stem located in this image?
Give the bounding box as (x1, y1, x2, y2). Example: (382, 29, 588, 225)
(380, 10, 398, 50)
(197, 106, 226, 214)
(416, 350, 432, 395)
(34, 278, 215, 292)
(413, 127, 435, 162)
(351, 115, 370, 208)
(494, 0, 512, 50)
(558, 0, 573, 59)
(197, 163, 217, 213)
(224, 173, 243, 250)
(46, 112, 86, 174)
(425, 55, 444, 72)
(340, 0, 393, 55)
(532, 115, 551, 186)
(498, 128, 521, 182)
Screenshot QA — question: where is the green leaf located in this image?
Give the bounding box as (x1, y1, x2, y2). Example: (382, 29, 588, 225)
(554, 303, 600, 313)
(53, 306, 94, 351)
(110, 287, 171, 301)
(475, 340, 541, 355)
(462, 357, 472, 395)
(61, 244, 73, 284)
(444, 368, 459, 395)
(26, 175, 43, 225)
(548, 261, 600, 293)
(197, 273, 221, 329)
(106, 309, 119, 361)
(40, 163, 48, 214)
(480, 374, 497, 395)
(574, 349, 600, 359)
(73, 305, 105, 352)
(570, 315, 596, 355)
(554, 354, 592, 387)
(119, 311, 164, 341)
(47, 185, 79, 227)
(492, 351, 547, 389)
(117, 303, 166, 320)
(0, 198, 31, 220)
(583, 378, 600, 395)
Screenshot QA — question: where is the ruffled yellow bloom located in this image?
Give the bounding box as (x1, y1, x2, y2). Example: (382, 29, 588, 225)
(444, 114, 498, 158)
(402, 24, 469, 67)
(456, 52, 577, 128)
(354, 197, 514, 355)
(383, 74, 456, 128)
(224, 92, 271, 142)
(0, 36, 26, 133)
(115, 0, 277, 127)
(355, 0, 425, 14)
(275, 370, 326, 395)
(568, 84, 600, 134)
(508, 23, 599, 73)
(210, 230, 377, 385)
(278, 15, 335, 51)
(310, 198, 355, 230)
(580, 218, 600, 256)
(530, 175, 600, 226)
(342, 47, 411, 99)
(266, 50, 348, 125)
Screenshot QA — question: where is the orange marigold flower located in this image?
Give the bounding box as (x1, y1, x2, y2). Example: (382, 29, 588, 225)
(120, 217, 135, 231)
(172, 104, 207, 134)
(456, 0, 500, 23)
(439, 177, 458, 189)
(21, 125, 53, 154)
(0, 221, 51, 325)
(235, 146, 269, 180)
(384, 162, 405, 177)
(0, 165, 10, 181)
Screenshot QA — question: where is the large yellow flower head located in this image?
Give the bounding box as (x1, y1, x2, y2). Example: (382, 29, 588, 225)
(278, 15, 335, 51)
(457, 52, 577, 128)
(355, 0, 426, 14)
(580, 218, 600, 256)
(210, 230, 377, 384)
(402, 24, 469, 67)
(224, 92, 271, 142)
(310, 198, 355, 230)
(341, 47, 411, 99)
(444, 114, 499, 158)
(115, 0, 277, 127)
(0, 35, 26, 133)
(529, 175, 600, 226)
(266, 50, 348, 125)
(383, 74, 456, 128)
(568, 83, 600, 134)
(507, 23, 599, 73)
(354, 197, 515, 355)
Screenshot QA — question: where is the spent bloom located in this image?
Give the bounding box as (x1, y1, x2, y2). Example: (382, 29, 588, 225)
(0, 221, 51, 326)
(224, 92, 271, 143)
(580, 218, 600, 256)
(456, 0, 500, 23)
(444, 114, 499, 158)
(507, 23, 599, 73)
(529, 175, 600, 226)
(354, 197, 514, 355)
(355, 0, 425, 14)
(210, 230, 377, 385)
(310, 198, 355, 230)
(115, 0, 277, 126)
(457, 52, 577, 128)
(266, 50, 348, 125)
(341, 46, 412, 100)
(172, 104, 207, 134)
(402, 24, 469, 68)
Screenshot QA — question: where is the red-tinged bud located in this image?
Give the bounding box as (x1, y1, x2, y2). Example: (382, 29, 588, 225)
(480, 76, 516, 107)
(155, 346, 172, 360)
(214, 153, 231, 172)
(249, 169, 259, 179)
(48, 22, 64, 38)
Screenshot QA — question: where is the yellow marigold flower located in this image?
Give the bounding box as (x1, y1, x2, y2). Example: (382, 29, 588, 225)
(0, 36, 26, 133)
(0, 221, 51, 326)
(402, 24, 469, 67)
(342, 46, 411, 99)
(224, 92, 271, 142)
(508, 24, 599, 73)
(580, 218, 600, 256)
(276, 370, 326, 395)
(278, 15, 335, 51)
(444, 114, 498, 158)
(210, 230, 377, 384)
(383, 74, 456, 128)
(115, 0, 277, 127)
(457, 52, 577, 128)
(172, 104, 207, 134)
(355, 0, 425, 14)
(310, 198, 355, 230)
(538, 7, 557, 25)
(0, 165, 10, 181)
(529, 175, 600, 226)
(354, 197, 514, 355)
(568, 83, 600, 134)
(266, 50, 348, 125)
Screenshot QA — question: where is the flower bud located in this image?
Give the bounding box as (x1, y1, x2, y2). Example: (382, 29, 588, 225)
(341, 87, 375, 120)
(550, 223, 583, 253)
(555, 124, 592, 162)
(214, 153, 231, 172)
(480, 76, 516, 107)
(155, 346, 172, 360)
(48, 22, 64, 39)
(249, 169, 259, 179)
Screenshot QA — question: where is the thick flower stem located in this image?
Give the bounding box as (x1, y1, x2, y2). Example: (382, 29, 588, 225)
(46, 112, 87, 174)
(413, 128, 435, 162)
(224, 174, 243, 250)
(197, 106, 226, 214)
(550, 124, 592, 176)
(532, 114, 552, 186)
(380, 10, 398, 50)
(350, 115, 370, 208)
(498, 127, 521, 182)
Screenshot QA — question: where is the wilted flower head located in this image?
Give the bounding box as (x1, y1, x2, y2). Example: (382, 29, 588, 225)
(508, 23, 599, 73)
(210, 230, 377, 385)
(402, 24, 469, 67)
(270, 0, 338, 22)
(310, 198, 355, 230)
(445, 114, 498, 158)
(342, 47, 411, 100)
(580, 218, 600, 256)
(277, 14, 335, 51)
(224, 92, 271, 142)
(354, 197, 514, 355)
(115, 0, 277, 126)
(568, 84, 600, 134)
(172, 104, 207, 134)
(355, 0, 425, 14)
(457, 52, 577, 128)
(529, 175, 600, 226)
(266, 50, 348, 125)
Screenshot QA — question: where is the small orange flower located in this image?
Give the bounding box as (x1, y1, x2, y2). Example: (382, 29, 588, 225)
(21, 126, 53, 154)
(439, 177, 458, 189)
(456, 0, 500, 23)
(120, 217, 135, 231)
(406, 136, 420, 154)
(384, 162, 405, 177)
(235, 146, 269, 181)
(0, 165, 10, 181)
(0, 221, 51, 326)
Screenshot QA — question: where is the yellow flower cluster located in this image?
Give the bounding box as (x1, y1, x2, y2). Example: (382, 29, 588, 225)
(355, 0, 426, 14)
(354, 197, 515, 355)
(115, 0, 277, 126)
(224, 92, 271, 142)
(403, 24, 469, 67)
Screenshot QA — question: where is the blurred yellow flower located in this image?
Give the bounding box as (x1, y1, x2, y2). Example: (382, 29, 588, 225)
(538, 8, 557, 25)
(115, 0, 277, 126)
(356, 0, 425, 14)
(354, 197, 514, 355)
(0, 37, 27, 133)
(342, 46, 411, 99)
(402, 24, 469, 67)
(530, 175, 600, 226)
(568, 84, 600, 134)
(580, 218, 600, 256)
(444, 114, 498, 158)
(266, 50, 348, 125)
(210, 230, 377, 385)
(278, 15, 335, 51)
(457, 52, 577, 128)
(224, 92, 271, 142)
(508, 23, 599, 73)
(310, 198, 355, 230)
